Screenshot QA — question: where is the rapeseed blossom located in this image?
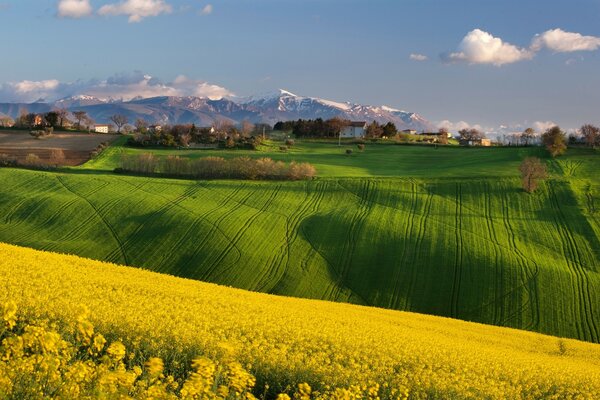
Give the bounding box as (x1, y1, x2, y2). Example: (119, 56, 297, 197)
(1, 242, 600, 399)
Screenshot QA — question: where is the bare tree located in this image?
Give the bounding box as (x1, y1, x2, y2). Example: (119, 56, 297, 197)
(240, 120, 255, 138)
(110, 114, 129, 134)
(580, 124, 600, 148)
(521, 128, 536, 146)
(519, 157, 548, 193)
(55, 109, 70, 128)
(438, 127, 449, 145)
(135, 118, 148, 133)
(72, 111, 88, 130)
(0, 116, 14, 127)
(458, 128, 484, 143)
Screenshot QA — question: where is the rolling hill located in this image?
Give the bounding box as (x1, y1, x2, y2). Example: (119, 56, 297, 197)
(0, 143, 599, 343)
(1, 241, 599, 398)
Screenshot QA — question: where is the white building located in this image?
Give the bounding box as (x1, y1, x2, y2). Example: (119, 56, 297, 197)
(341, 121, 367, 138)
(94, 124, 111, 134)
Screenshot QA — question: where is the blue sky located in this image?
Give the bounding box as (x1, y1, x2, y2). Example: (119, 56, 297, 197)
(1, 0, 600, 132)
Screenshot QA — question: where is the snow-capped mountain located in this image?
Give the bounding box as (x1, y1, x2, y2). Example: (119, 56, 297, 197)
(53, 95, 110, 108)
(0, 89, 434, 132)
(240, 89, 433, 131)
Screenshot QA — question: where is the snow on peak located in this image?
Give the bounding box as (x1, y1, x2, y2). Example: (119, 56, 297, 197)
(313, 97, 352, 111)
(278, 89, 298, 97)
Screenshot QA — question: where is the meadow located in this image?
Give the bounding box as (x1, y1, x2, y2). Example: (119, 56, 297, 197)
(2, 242, 600, 399)
(1, 141, 600, 343)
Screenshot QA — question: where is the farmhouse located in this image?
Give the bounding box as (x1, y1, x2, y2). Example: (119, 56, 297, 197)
(94, 124, 111, 134)
(341, 121, 367, 138)
(402, 129, 418, 135)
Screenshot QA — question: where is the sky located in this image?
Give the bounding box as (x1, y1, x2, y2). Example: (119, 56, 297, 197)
(1, 0, 599, 133)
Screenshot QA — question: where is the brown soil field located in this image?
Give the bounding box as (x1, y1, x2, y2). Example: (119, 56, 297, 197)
(0, 131, 120, 166)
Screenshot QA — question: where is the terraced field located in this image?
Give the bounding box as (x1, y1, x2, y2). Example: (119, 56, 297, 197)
(1, 143, 600, 343)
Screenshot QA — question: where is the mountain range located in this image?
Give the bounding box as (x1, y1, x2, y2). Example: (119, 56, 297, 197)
(0, 90, 434, 132)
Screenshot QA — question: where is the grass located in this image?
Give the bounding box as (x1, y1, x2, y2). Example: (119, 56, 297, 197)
(2, 242, 600, 398)
(2, 142, 600, 342)
(80, 139, 549, 178)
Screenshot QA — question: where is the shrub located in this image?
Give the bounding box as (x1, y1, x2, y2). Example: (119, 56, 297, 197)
(357, 144, 365, 151)
(287, 162, 317, 180)
(120, 153, 158, 175)
(162, 156, 191, 176)
(50, 149, 66, 165)
(279, 146, 288, 152)
(117, 154, 316, 180)
(23, 153, 42, 166)
(346, 149, 353, 155)
(0, 153, 17, 167)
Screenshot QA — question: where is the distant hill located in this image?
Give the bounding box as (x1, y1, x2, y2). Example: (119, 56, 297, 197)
(0, 89, 434, 131)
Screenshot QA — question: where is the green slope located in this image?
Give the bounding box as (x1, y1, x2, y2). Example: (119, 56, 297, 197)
(1, 152, 599, 342)
(80, 139, 549, 177)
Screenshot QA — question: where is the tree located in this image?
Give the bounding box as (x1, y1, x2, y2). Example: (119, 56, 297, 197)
(44, 111, 59, 128)
(519, 157, 548, 193)
(580, 124, 600, 148)
(438, 127, 449, 145)
(458, 128, 484, 142)
(521, 128, 536, 146)
(72, 111, 88, 130)
(240, 120, 255, 138)
(542, 126, 567, 157)
(366, 121, 383, 138)
(55, 109, 70, 128)
(382, 122, 397, 137)
(0, 116, 14, 127)
(110, 114, 128, 133)
(135, 118, 148, 133)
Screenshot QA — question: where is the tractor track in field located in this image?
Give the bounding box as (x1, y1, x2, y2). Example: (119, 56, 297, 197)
(496, 187, 539, 330)
(327, 180, 376, 302)
(256, 180, 326, 293)
(451, 183, 463, 318)
(335, 179, 421, 309)
(547, 183, 599, 342)
(56, 175, 129, 265)
(111, 178, 245, 269)
(200, 185, 282, 281)
(2, 175, 58, 225)
(484, 183, 504, 326)
(41, 181, 114, 249)
(403, 189, 434, 311)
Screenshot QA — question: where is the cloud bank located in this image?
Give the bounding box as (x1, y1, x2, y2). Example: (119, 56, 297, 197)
(57, 0, 93, 18)
(0, 72, 233, 103)
(443, 28, 600, 66)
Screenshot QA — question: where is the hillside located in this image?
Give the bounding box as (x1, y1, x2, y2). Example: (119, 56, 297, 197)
(1, 144, 600, 343)
(1, 242, 599, 398)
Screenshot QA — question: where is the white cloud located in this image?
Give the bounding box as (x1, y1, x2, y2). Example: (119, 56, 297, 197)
(98, 0, 172, 23)
(444, 29, 534, 66)
(532, 121, 557, 132)
(409, 53, 428, 62)
(436, 120, 484, 133)
(200, 4, 213, 15)
(0, 72, 233, 103)
(57, 0, 93, 18)
(531, 29, 600, 53)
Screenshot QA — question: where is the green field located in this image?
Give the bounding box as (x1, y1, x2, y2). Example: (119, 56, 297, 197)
(1, 141, 600, 342)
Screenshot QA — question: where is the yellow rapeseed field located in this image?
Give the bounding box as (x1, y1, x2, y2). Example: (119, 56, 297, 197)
(1, 242, 600, 399)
